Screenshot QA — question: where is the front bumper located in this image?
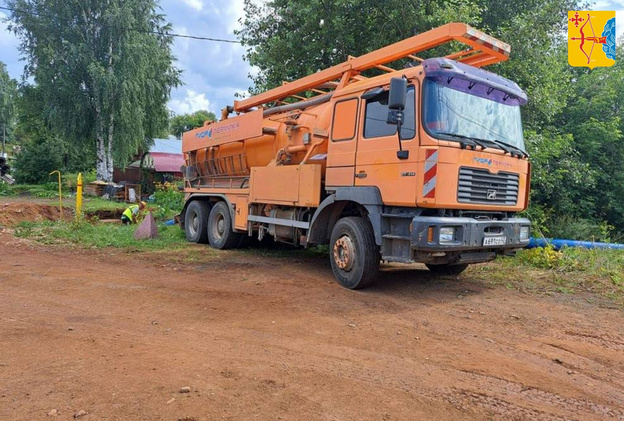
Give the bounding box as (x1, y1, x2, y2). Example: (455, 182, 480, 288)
(410, 217, 531, 252)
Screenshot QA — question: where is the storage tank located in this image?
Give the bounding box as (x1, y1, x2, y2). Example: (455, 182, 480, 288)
(182, 96, 334, 184)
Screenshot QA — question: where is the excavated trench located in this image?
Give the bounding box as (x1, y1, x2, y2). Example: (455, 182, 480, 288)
(0, 202, 124, 226)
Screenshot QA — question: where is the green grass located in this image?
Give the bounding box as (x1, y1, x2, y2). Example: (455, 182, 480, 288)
(80, 197, 128, 213)
(1, 183, 61, 198)
(14, 220, 189, 252)
(482, 247, 624, 305)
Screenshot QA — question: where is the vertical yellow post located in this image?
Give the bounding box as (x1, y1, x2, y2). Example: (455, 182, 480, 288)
(49, 170, 62, 221)
(75, 173, 83, 221)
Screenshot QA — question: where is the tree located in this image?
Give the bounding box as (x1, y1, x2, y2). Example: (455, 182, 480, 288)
(559, 42, 624, 232)
(7, 0, 181, 181)
(477, 0, 579, 129)
(169, 110, 216, 139)
(0, 61, 18, 146)
(13, 86, 95, 182)
(236, 0, 482, 92)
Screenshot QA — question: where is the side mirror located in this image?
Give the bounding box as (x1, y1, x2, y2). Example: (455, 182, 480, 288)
(397, 150, 409, 160)
(388, 77, 407, 110)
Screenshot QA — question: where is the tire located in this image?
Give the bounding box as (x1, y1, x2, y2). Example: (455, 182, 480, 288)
(425, 263, 469, 275)
(184, 200, 210, 243)
(329, 217, 380, 289)
(207, 201, 241, 249)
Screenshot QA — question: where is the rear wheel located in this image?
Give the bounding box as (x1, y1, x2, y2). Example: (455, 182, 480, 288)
(329, 217, 379, 289)
(208, 201, 241, 249)
(184, 200, 210, 243)
(425, 263, 469, 275)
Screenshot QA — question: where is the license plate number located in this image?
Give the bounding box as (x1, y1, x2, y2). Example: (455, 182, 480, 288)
(484, 236, 506, 246)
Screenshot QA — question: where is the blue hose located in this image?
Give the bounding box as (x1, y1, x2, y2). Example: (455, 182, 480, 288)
(528, 237, 624, 250)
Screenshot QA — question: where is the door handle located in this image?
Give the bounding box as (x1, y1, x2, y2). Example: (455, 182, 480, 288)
(355, 171, 367, 179)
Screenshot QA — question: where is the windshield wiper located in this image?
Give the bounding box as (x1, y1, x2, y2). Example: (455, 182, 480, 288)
(473, 138, 511, 154)
(490, 139, 529, 159)
(434, 132, 481, 150)
(434, 132, 528, 158)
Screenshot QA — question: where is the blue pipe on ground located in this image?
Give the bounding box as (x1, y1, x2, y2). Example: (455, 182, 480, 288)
(528, 238, 624, 250)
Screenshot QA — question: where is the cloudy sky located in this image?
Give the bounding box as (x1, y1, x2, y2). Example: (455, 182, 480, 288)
(1, 1, 623, 117)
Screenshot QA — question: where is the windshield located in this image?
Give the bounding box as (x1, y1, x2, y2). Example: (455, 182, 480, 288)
(423, 78, 525, 152)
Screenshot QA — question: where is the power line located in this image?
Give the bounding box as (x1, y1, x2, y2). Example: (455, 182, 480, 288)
(0, 4, 241, 43)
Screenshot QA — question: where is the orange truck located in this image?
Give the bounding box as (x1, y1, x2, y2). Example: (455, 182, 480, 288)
(180, 23, 531, 289)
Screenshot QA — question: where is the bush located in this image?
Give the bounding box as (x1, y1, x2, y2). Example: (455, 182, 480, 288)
(13, 138, 64, 184)
(546, 214, 615, 243)
(62, 171, 97, 191)
(152, 181, 184, 219)
(0, 181, 12, 196)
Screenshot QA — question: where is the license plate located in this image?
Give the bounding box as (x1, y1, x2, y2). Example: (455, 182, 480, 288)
(484, 236, 506, 246)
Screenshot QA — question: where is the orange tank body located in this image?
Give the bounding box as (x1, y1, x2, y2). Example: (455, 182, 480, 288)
(183, 102, 333, 181)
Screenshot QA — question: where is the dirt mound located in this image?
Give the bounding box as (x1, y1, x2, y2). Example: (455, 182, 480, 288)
(0, 202, 69, 226)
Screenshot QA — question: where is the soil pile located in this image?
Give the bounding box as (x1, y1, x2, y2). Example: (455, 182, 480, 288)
(0, 202, 68, 226)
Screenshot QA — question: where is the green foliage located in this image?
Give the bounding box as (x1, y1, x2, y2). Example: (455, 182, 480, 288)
(478, 0, 577, 128)
(0, 181, 12, 196)
(547, 215, 616, 243)
(13, 138, 64, 184)
(170, 110, 216, 139)
(62, 171, 98, 190)
(80, 197, 128, 213)
(7, 183, 63, 198)
(0, 61, 18, 141)
(512, 246, 624, 277)
(515, 245, 564, 269)
(15, 220, 187, 251)
(7, 0, 181, 181)
(152, 181, 184, 219)
(12, 86, 96, 182)
(236, 0, 482, 92)
(524, 129, 596, 217)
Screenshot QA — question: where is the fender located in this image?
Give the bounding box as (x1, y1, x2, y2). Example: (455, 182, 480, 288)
(308, 187, 384, 246)
(180, 193, 237, 231)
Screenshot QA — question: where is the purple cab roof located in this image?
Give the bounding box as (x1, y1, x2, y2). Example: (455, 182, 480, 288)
(422, 58, 528, 106)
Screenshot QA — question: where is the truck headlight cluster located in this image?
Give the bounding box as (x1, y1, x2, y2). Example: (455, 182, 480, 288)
(520, 226, 530, 241)
(439, 227, 455, 243)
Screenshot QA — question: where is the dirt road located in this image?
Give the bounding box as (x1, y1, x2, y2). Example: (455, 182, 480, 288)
(1, 230, 623, 420)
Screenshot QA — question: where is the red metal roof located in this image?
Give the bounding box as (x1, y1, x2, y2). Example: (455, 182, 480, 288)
(146, 152, 184, 174)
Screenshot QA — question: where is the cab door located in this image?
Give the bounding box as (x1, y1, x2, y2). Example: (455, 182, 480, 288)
(354, 85, 420, 206)
(326, 97, 360, 187)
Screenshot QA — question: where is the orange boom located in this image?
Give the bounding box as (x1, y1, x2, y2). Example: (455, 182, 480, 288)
(180, 23, 531, 289)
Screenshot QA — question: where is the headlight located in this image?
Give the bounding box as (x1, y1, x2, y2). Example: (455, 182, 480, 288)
(439, 227, 455, 243)
(520, 226, 530, 241)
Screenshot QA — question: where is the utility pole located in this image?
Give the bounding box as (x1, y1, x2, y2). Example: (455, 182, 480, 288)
(2, 123, 5, 158)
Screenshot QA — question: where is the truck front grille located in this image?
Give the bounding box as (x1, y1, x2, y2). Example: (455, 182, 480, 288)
(458, 167, 519, 206)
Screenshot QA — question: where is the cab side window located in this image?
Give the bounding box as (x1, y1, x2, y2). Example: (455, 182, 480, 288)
(331, 98, 359, 142)
(364, 87, 415, 140)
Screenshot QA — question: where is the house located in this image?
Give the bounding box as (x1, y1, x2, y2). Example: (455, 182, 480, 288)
(113, 137, 184, 193)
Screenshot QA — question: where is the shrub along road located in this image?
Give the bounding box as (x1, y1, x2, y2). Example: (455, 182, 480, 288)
(0, 229, 623, 420)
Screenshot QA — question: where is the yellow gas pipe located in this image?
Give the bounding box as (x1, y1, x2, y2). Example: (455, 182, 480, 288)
(75, 173, 83, 221)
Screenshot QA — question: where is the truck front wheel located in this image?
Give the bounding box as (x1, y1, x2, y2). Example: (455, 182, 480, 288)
(329, 217, 380, 289)
(184, 200, 210, 243)
(208, 201, 241, 249)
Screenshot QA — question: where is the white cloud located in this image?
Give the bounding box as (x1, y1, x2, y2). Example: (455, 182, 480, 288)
(594, 1, 624, 39)
(169, 89, 212, 115)
(181, 0, 204, 12)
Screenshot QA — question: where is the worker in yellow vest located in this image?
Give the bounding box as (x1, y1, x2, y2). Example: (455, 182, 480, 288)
(121, 201, 147, 225)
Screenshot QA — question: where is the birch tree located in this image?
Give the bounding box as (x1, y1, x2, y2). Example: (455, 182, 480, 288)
(0, 62, 17, 143)
(7, 0, 180, 181)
